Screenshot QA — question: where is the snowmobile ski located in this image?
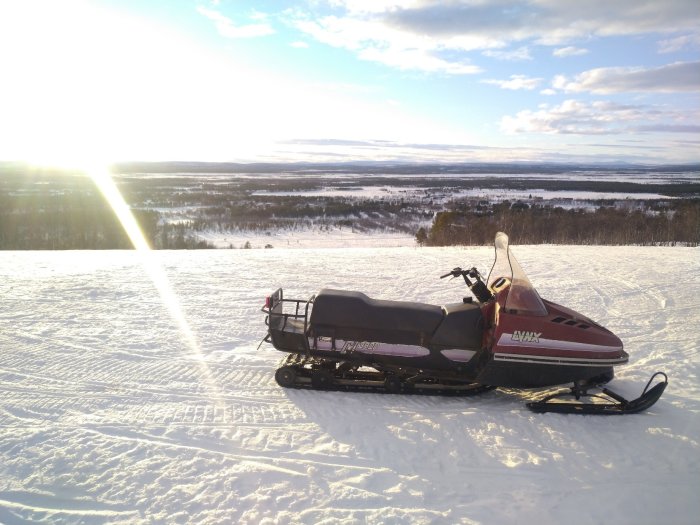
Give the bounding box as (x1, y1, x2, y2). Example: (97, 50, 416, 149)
(526, 372, 668, 415)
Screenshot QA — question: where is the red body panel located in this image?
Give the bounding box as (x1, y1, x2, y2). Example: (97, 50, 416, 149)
(489, 288, 628, 365)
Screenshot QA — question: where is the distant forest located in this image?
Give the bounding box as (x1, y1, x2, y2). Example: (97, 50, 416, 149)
(0, 196, 213, 250)
(0, 172, 212, 249)
(1, 165, 698, 249)
(416, 200, 700, 247)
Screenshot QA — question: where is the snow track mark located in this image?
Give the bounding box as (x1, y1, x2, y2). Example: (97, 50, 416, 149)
(1, 247, 698, 524)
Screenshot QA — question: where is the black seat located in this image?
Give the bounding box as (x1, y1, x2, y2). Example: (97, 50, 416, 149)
(431, 302, 484, 349)
(310, 289, 444, 345)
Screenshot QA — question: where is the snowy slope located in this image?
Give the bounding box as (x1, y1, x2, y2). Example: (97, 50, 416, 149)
(0, 245, 698, 524)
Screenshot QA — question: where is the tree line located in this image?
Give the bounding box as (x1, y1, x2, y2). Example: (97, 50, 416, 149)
(416, 200, 700, 246)
(0, 191, 213, 250)
(3, 167, 698, 249)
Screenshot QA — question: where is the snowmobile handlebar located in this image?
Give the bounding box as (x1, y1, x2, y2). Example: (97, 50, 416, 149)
(440, 267, 463, 279)
(440, 267, 494, 303)
(439, 267, 480, 280)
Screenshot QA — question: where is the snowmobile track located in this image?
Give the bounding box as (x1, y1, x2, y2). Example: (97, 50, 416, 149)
(273, 355, 496, 397)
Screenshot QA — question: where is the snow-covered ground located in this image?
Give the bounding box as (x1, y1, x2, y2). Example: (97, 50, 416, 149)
(1, 245, 698, 524)
(197, 226, 416, 249)
(252, 186, 673, 202)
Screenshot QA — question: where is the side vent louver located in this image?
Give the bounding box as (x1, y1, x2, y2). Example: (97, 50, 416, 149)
(551, 317, 591, 329)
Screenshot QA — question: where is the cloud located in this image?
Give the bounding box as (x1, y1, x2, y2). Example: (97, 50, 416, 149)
(275, 135, 691, 164)
(197, 7, 274, 38)
(553, 61, 700, 93)
(632, 124, 700, 133)
(482, 46, 532, 61)
(290, 1, 699, 75)
(293, 14, 390, 52)
(383, 0, 699, 45)
(658, 33, 700, 53)
(482, 75, 542, 90)
(273, 137, 546, 163)
(553, 46, 589, 57)
(501, 99, 700, 135)
(283, 138, 494, 151)
(359, 46, 482, 74)
(291, 13, 482, 74)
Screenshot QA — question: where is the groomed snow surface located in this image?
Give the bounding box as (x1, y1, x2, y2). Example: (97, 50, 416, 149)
(1, 245, 698, 524)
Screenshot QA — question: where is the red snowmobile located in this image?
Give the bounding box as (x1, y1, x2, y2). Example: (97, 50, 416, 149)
(261, 232, 667, 414)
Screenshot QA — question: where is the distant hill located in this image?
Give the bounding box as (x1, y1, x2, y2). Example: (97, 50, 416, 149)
(107, 161, 700, 175)
(1, 160, 698, 176)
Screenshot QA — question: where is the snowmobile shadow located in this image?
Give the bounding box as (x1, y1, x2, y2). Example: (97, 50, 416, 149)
(280, 384, 671, 499)
(282, 387, 546, 475)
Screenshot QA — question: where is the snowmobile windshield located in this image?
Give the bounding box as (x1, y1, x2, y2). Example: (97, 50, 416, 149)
(487, 232, 547, 316)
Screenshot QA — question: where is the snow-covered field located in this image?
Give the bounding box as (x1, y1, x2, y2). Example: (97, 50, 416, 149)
(1, 245, 698, 524)
(197, 227, 416, 250)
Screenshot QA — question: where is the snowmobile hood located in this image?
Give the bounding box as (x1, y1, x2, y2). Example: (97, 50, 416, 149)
(542, 299, 611, 333)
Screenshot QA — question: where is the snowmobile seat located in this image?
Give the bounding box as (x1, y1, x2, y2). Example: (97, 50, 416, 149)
(310, 288, 444, 346)
(431, 302, 484, 350)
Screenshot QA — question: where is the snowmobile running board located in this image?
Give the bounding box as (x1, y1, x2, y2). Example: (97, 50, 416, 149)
(274, 354, 496, 397)
(526, 372, 668, 415)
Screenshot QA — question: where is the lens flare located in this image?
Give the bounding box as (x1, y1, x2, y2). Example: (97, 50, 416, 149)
(87, 164, 225, 408)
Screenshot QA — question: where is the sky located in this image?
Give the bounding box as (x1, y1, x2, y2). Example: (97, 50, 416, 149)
(0, 0, 698, 165)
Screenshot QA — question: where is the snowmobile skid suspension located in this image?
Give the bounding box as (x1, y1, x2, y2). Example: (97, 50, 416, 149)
(274, 354, 496, 397)
(272, 348, 668, 413)
(526, 372, 668, 415)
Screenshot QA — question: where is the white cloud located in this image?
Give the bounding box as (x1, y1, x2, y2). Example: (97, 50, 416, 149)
(329, 0, 420, 15)
(658, 33, 700, 53)
(293, 15, 385, 52)
(553, 46, 589, 57)
(554, 61, 700, 93)
(501, 99, 700, 135)
(383, 0, 699, 45)
(482, 75, 542, 90)
(551, 75, 568, 90)
(197, 6, 274, 38)
(482, 46, 532, 61)
(290, 1, 700, 76)
(292, 13, 482, 74)
(360, 46, 481, 74)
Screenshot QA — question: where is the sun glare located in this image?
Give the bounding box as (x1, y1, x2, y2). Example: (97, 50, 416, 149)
(89, 166, 151, 251)
(35, 159, 225, 409)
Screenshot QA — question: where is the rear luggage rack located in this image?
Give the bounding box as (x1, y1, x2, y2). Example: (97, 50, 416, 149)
(262, 289, 315, 353)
